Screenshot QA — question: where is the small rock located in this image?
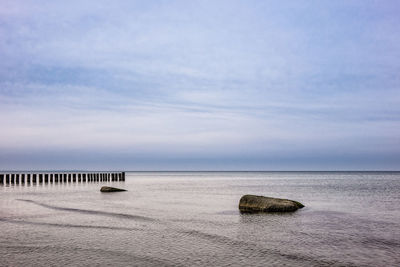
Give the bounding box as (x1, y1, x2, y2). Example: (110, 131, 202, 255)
(100, 186, 127, 192)
(239, 194, 304, 213)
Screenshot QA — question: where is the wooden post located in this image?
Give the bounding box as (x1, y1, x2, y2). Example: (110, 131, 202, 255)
(122, 172, 125, 181)
(21, 174, 25, 184)
(0, 174, 3, 184)
(27, 174, 31, 184)
(11, 174, 15, 184)
(83, 173, 86, 182)
(6, 174, 10, 184)
(73, 173, 76, 182)
(78, 173, 81, 182)
(55, 174, 58, 183)
(39, 174, 43, 183)
(44, 174, 49, 183)
(32, 174, 37, 183)
(15, 174, 20, 184)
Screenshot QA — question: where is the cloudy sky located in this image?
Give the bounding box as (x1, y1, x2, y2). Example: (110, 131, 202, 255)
(0, 0, 399, 170)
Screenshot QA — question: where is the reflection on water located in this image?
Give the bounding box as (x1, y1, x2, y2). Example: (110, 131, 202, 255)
(0, 172, 399, 266)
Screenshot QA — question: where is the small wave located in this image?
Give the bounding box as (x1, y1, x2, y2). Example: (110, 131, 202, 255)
(0, 217, 142, 231)
(178, 229, 354, 266)
(16, 199, 156, 222)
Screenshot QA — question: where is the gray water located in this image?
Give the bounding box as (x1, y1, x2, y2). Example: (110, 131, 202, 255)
(0, 172, 399, 266)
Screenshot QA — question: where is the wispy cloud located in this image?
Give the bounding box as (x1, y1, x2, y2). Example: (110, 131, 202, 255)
(0, 0, 399, 170)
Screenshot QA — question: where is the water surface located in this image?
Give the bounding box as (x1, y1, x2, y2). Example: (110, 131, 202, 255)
(1, 172, 399, 266)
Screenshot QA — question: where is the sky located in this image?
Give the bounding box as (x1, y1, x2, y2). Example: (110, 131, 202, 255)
(0, 0, 399, 171)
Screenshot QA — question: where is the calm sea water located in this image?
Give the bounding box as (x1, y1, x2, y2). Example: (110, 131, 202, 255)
(0, 172, 399, 266)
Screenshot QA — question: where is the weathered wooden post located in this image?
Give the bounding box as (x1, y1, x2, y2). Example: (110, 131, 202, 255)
(55, 174, 58, 183)
(122, 172, 125, 181)
(78, 173, 81, 182)
(83, 173, 86, 182)
(32, 174, 37, 183)
(0, 174, 3, 184)
(21, 174, 25, 184)
(6, 174, 10, 184)
(27, 174, 31, 184)
(72, 173, 76, 182)
(44, 174, 49, 183)
(15, 174, 20, 184)
(39, 174, 43, 183)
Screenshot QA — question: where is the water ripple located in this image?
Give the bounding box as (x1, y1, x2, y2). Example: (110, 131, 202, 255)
(0, 218, 142, 231)
(16, 199, 155, 222)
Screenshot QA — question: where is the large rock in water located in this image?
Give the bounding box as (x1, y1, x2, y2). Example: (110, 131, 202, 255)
(239, 195, 304, 213)
(100, 186, 127, 192)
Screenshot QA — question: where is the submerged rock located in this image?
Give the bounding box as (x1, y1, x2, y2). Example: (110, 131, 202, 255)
(239, 195, 304, 213)
(100, 186, 127, 192)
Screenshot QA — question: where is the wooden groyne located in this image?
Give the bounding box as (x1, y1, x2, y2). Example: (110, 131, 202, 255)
(0, 172, 125, 185)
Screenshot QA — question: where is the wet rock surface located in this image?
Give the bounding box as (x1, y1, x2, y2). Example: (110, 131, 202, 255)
(100, 186, 127, 192)
(239, 194, 304, 213)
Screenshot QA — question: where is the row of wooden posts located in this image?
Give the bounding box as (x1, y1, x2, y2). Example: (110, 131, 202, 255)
(0, 172, 125, 185)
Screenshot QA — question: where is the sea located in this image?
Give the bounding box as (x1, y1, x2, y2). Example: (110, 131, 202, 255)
(0, 171, 399, 266)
